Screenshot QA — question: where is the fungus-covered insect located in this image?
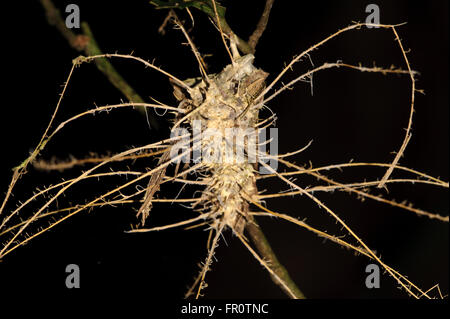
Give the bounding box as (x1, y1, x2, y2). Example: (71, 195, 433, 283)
(0, 1, 447, 299)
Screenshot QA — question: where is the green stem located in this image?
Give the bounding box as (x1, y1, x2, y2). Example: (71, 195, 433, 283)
(246, 220, 306, 299)
(39, 0, 160, 129)
(81, 23, 158, 128)
(151, 0, 254, 54)
(151, 0, 305, 299)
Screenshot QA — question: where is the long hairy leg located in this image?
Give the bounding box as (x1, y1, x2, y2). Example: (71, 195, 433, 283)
(255, 22, 417, 185)
(244, 201, 436, 299)
(0, 141, 193, 259)
(258, 159, 429, 299)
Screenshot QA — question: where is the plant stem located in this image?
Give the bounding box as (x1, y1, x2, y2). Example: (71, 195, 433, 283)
(248, 0, 275, 51)
(246, 220, 306, 299)
(151, 0, 254, 54)
(39, 0, 159, 129)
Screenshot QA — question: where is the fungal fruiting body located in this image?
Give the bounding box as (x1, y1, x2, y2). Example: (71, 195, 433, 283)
(141, 54, 269, 235)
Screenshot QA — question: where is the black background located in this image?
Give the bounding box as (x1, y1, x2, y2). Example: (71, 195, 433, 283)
(0, 1, 448, 300)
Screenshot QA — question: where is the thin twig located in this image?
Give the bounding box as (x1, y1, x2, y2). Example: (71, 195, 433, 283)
(248, 0, 275, 51)
(246, 219, 306, 298)
(39, 0, 159, 128)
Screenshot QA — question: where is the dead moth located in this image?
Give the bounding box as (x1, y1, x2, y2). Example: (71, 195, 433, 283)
(0, 1, 447, 299)
(132, 49, 274, 297)
(138, 53, 268, 234)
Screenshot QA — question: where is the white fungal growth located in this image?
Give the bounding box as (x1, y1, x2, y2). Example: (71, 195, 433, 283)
(0, 3, 447, 299)
(171, 54, 268, 234)
(201, 163, 258, 234)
